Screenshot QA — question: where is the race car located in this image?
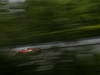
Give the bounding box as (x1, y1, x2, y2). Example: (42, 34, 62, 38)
(17, 48, 41, 54)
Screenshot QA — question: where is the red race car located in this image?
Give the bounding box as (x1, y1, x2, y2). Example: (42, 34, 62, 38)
(18, 48, 41, 54)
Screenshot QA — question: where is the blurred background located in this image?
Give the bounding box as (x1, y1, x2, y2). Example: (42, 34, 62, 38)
(0, 0, 100, 46)
(0, 0, 100, 75)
